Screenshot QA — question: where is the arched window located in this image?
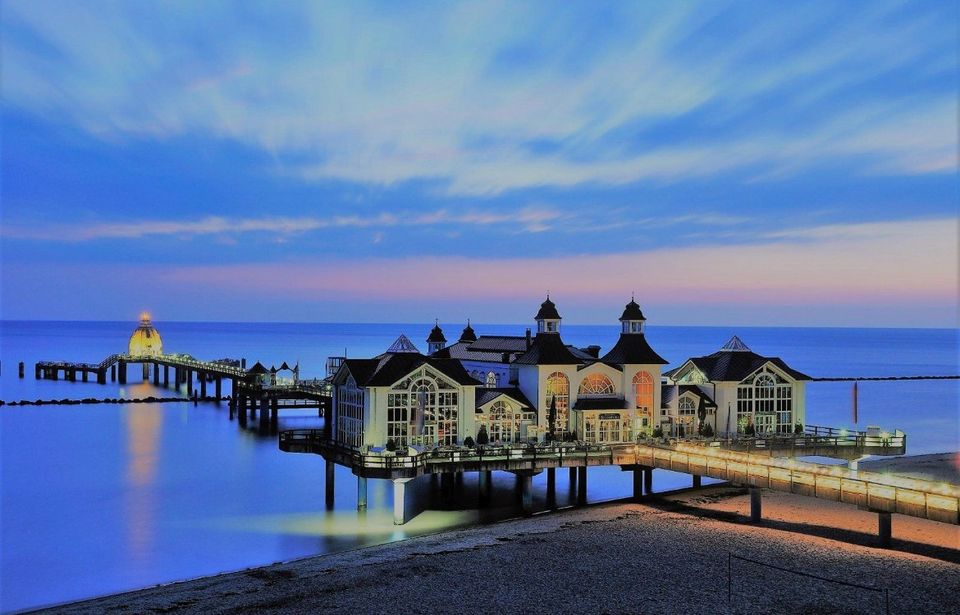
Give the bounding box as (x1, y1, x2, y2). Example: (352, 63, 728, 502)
(632, 371, 654, 426)
(578, 373, 615, 396)
(736, 368, 793, 434)
(545, 372, 569, 437)
(679, 397, 696, 414)
(388, 368, 459, 446)
(485, 372, 498, 388)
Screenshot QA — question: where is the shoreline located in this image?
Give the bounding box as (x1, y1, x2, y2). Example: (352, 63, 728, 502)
(33, 483, 960, 615)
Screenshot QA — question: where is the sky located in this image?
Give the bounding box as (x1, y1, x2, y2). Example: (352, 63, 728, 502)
(1, 1, 957, 327)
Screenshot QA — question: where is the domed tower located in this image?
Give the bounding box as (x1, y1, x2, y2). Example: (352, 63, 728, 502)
(128, 312, 163, 358)
(620, 296, 646, 334)
(426, 320, 447, 355)
(459, 319, 477, 343)
(535, 295, 561, 333)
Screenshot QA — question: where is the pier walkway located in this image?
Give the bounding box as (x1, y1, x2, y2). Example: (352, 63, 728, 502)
(279, 426, 958, 538)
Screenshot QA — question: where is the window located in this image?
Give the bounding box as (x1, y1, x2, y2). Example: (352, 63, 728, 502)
(389, 368, 460, 446)
(485, 372, 498, 388)
(486, 400, 516, 442)
(336, 376, 364, 448)
(679, 397, 697, 414)
(578, 373, 615, 396)
(545, 372, 569, 437)
(632, 371, 654, 423)
(736, 368, 793, 434)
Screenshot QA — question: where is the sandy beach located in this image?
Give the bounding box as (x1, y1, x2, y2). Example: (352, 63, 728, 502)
(37, 478, 959, 615)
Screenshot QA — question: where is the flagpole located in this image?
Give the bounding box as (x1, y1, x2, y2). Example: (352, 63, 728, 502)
(852, 381, 859, 426)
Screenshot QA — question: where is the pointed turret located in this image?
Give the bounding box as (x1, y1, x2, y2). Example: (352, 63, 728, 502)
(427, 320, 447, 354)
(459, 319, 478, 343)
(620, 296, 646, 334)
(535, 294, 561, 334)
(600, 298, 668, 365)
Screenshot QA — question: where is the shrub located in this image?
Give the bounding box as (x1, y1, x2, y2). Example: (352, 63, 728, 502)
(463, 436, 475, 448)
(385, 438, 397, 452)
(477, 425, 489, 445)
(652, 426, 664, 438)
(702, 424, 715, 438)
(743, 423, 756, 436)
(794, 423, 804, 435)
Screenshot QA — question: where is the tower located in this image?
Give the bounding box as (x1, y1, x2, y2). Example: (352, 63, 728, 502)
(535, 295, 561, 334)
(426, 320, 446, 355)
(620, 296, 646, 334)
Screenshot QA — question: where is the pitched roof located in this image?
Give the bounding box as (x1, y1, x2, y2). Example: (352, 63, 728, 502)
(246, 361, 269, 374)
(573, 396, 627, 410)
(534, 296, 561, 320)
(665, 345, 811, 382)
(475, 387, 534, 410)
(466, 335, 529, 352)
(720, 335, 751, 352)
(340, 352, 480, 388)
(661, 384, 718, 408)
(513, 332, 583, 365)
(599, 334, 669, 365)
(386, 334, 420, 354)
(620, 299, 646, 321)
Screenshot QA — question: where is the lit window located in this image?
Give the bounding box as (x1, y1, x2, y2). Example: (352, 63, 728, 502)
(578, 373, 615, 396)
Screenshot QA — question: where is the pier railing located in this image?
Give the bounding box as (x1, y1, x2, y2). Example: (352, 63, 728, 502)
(661, 425, 906, 457)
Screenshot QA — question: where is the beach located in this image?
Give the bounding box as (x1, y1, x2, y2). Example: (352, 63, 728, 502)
(39, 481, 960, 615)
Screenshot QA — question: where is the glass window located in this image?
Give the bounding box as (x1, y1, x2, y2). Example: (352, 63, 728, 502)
(632, 371, 654, 421)
(545, 372, 570, 437)
(578, 373, 615, 396)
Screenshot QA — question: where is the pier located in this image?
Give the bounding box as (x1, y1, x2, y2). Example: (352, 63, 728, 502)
(276, 423, 958, 543)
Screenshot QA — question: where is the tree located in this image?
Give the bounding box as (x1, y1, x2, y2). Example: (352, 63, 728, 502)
(385, 438, 397, 452)
(463, 435, 475, 448)
(652, 426, 664, 438)
(548, 395, 557, 443)
(794, 423, 804, 435)
(477, 425, 489, 446)
(702, 424, 715, 438)
(744, 423, 756, 437)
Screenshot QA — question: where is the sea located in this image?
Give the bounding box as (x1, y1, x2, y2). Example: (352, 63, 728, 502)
(0, 321, 957, 612)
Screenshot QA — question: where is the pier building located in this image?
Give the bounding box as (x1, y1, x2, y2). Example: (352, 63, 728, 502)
(128, 312, 163, 358)
(665, 336, 810, 437)
(330, 297, 671, 449)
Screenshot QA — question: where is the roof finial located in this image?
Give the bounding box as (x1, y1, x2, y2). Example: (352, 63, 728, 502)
(546, 290, 550, 300)
(435, 318, 439, 326)
(631, 291, 635, 302)
(467, 318, 471, 326)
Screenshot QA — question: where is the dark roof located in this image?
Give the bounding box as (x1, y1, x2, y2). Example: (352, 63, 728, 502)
(620, 299, 646, 321)
(475, 387, 535, 410)
(573, 397, 627, 411)
(661, 384, 717, 408)
(599, 334, 669, 365)
(665, 350, 811, 382)
(459, 321, 477, 343)
(386, 334, 420, 353)
(427, 323, 446, 343)
(513, 332, 583, 365)
(338, 353, 480, 388)
(431, 341, 516, 363)
(466, 335, 529, 352)
(534, 296, 561, 321)
(247, 361, 269, 374)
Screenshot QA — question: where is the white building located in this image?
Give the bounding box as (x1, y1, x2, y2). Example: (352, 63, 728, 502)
(664, 335, 810, 437)
(330, 297, 671, 448)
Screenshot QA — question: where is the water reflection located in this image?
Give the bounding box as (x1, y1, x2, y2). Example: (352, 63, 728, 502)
(123, 385, 163, 562)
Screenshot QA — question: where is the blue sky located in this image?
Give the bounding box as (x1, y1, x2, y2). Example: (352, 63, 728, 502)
(1, 1, 957, 326)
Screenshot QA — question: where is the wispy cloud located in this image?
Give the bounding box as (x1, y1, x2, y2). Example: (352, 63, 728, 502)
(2, 1, 954, 194)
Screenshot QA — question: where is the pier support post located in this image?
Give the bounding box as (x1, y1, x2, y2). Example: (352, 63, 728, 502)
(325, 460, 335, 510)
(111, 364, 117, 382)
(521, 473, 533, 516)
(186, 371, 194, 397)
(357, 476, 368, 510)
(215, 378, 222, 401)
(878, 511, 892, 548)
(35, 363, 41, 379)
(644, 466, 653, 496)
(546, 467, 556, 507)
(478, 470, 492, 505)
(633, 467, 643, 500)
(98, 370, 106, 384)
(153, 363, 160, 385)
(693, 475, 702, 489)
(141, 363, 149, 381)
(199, 374, 207, 398)
(163, 365, 169, 387)
(82, 371, 89, 382)
(118, 361, 126, 384)
(750, 487, 762, 523)
(577, 466, 588, 506)
(393, 478, 413, 525)
(19, 362, 24, 379)
(259, 396, 269, 426)
(271, 398, 278, 422)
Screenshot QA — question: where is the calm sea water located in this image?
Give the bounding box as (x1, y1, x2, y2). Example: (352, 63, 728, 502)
(0, 321, 957, 612)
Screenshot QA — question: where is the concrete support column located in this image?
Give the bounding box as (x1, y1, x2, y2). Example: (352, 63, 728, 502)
(878, 511, 892, 548)
(271, 398, 278, 422)
(141, 363, 149, 381)
(325, 460, 335, 510)
(153, 363, 160, 385)
(19, 362, 25, 379)
(118, 361, 126, 384)
(35, 364, 41, 379)
(238, 397, 248, 426)
(750, 487, 762, 523)
(186, 371, 194, 396)
(82, 371, 89, 382)
(577, 466, 588, 506)
(521, 473, 533, 516)
(357, 476, 368, 510)
(215, 378, 222, 400)
(259, 396, 269, 425)
(393, 478, 412, 525)
(199, 373, 207, 398)
(163, 365, 169, 387)
(111, 364, 117, 382)
(644, 466, 653, 496)
(98, 370, 106, 384)
(633, 467, 643, 500)
(693, 475, 702, 489)
(546, 467, 557, 507)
